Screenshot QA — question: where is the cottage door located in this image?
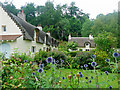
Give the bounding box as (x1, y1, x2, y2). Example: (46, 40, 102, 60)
(0, 43, 11, 58)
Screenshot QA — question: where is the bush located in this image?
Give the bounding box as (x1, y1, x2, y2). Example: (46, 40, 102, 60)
(94, 50, 109, 67)
(100, 67, 112, 73)
(68, 51, 78, 57)
(76, 51, 93, 69)
(34, 50, 48, 64)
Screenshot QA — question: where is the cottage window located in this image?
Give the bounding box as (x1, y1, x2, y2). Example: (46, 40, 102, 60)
(86, 49, 89, 51)
(2, 25, 6, 32)
(32, 46, 36, 53)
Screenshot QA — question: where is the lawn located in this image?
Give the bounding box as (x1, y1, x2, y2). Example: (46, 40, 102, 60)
(44, 69, 118, 88)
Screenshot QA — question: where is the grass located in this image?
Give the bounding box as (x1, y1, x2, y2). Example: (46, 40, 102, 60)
(44, 69, 118, 88)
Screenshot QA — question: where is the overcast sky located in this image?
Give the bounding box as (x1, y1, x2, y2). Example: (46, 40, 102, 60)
(1, 0, 120, 19)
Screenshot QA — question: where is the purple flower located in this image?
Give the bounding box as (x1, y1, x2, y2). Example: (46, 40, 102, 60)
(84, 64, 88, 68)
(113, 52, 119, 57)
(39, 64, 44, 68)
(32, 72, 35, 75)
(109, 86, 112, 89)
(105, 71, 108, 75)
(24, 60, 27, 62)
(92, 55, 96, 58)
(46, 57, 53, 63)
(91, 62, 97, 67)
(106, 59, 110, 62)
(38, 68, 43, 73)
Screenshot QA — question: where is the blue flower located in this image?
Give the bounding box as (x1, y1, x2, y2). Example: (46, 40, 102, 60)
(92, 55, 96, 58)
(73, 74, 75, 76)
(51, 58, 55, 64)
(80, 73, 83, 78)
(39, 64, 44, 68)
(46, 57, 53, 63)
(62, 77, 65, 80)
(91, 76, 93, 79)
(32, 72, 35, 75)
(38, 68, 43, 73)
(101, 73, 102, 75)
(105, 71, 108, 75)
(79, 72, 82, 74)
(85, 77, 88, 79)
(109, 86, 112, 89)
(61, 60, 64, 63)
(91, 71, 93, 73)
(24, 60, 27, 62)
(89, 80, 92, 83)
(106, 59, 110, 62)
(45, 71, 46, 73)
(84, 64, 88, 68)
(91, 62, 97, 67)
(56, 60, 59, 63)
(113, 52, 119, 57)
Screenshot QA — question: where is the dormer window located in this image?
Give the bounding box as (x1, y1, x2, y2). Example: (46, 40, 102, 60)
(2, 25, 6, 32)
(85, 42, 90, 48)
(85, 43, 89, 46)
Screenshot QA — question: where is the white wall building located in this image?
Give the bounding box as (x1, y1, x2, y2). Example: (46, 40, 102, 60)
(0, 4, 59, 58)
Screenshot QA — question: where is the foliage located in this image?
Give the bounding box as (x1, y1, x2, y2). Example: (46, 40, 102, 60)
(68, 51, 78, 57)
(100, 67, 112, 73)
(94, 32, 117, 53)
(67, 41, 78, 50)
(58, 41, 68, 51)
(94, 50, 109, 67)
(3, 2, 19, 15)
(81, 19, 94, 37)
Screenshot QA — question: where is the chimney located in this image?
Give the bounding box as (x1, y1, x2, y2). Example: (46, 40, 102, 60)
(89, 34, 93, 39)
(37, 24, 42, 31)
(68, 33, 71, 40)
(47, 31, 50, 36)
(17, 10, 26, 21)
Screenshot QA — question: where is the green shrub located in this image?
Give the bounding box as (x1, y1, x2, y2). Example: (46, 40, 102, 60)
(100, 67, 112, 73)
(34, 50, 48, 64)
(94, 50, 109, 67)
(68, 51, 78, 57)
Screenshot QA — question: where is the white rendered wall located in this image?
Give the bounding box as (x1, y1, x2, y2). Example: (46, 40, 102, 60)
(0, 6, 22, 35)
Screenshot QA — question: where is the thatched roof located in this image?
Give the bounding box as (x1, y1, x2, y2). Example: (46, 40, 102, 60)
(1, 4, 59, 46)
(69, 37, 96, 48)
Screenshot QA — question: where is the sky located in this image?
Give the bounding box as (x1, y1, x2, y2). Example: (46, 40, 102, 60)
(1, 0, 120, 19)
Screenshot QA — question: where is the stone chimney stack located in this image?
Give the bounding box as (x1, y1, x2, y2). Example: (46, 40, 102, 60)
(68, 33, 71, 40)
(46, 31, 50, 36)
(37, 24, 42, 31)
(89, 34, 93, 39)
(17, 10, 26, 21)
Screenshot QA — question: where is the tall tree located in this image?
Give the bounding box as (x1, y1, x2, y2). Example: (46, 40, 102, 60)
(21, 3, 36, 25)
(81, 19, 94, 37)
(3, 1, 18, 15)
